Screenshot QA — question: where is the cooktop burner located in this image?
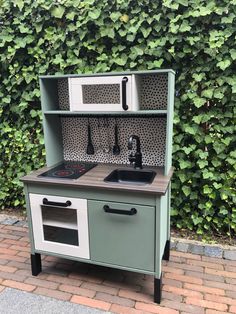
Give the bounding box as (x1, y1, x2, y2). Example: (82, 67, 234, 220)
(39, 161, 97, 179)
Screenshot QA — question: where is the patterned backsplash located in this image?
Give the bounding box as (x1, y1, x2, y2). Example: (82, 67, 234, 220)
(61, 117, 166, 166)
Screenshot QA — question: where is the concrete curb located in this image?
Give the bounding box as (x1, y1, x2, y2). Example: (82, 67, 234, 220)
(1, 215, 236, 261)
(171, 237, 236, 260)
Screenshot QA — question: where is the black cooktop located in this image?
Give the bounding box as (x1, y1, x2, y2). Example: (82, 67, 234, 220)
(39, 161, 97, 180)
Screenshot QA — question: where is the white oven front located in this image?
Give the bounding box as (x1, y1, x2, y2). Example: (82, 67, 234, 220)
(29, 193, 90, 259)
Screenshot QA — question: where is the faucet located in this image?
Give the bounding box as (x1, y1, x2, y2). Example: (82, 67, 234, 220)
(128, 135, 143, 169)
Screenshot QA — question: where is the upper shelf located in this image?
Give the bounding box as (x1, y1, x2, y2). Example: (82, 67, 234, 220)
(40, 72, 173, 113)
(43, 110, 167, 117)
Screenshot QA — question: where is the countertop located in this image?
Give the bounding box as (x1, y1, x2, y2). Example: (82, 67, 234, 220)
(21, 163, 173, 195)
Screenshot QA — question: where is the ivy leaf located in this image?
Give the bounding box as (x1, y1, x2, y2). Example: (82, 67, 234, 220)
(201, 89, 214, 99)
(193, 97, 206, 108)
(179, 160, 192, 169)
(66, 12, 76, 21)
(192, 73, 205, 82)
(217, 59, 231, 70)
(203, 185, 212, 194)
(179, 20, 191, 32)
(193, 115, 202, 124)
(88, 9, 101, 20)
(197, 160, 208, 169)
(182, 186, 191, 196)
(230, 49, 236, 60)
(141, 27, 152, 38)
(153, 59, 164, 68)
(51, 5, 65, 19)
(15, 0, 24, 10)
(113, 56, 127, 66)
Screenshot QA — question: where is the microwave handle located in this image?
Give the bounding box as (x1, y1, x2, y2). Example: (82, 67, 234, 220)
(122, 77, 129, 111)
(43, 198, 71, 207)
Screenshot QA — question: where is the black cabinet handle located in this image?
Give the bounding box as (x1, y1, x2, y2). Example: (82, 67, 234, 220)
(121, 77, 129, 111)
(43, 198, 72, 207)
(103, 205, 137, 216)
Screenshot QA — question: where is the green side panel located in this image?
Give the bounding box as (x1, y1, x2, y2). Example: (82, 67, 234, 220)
(155, 193, 168, 279)
(166, 183, 171, 240)
(43, 115, 63, 166)
(160, 193, 168, 256)
(165, 72, 175, 175)
(27, 184, 156, 206)
(40, 78, 59, 111)
(88, 200, 155, 271)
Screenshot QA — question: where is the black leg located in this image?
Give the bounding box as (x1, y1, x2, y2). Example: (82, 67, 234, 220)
(154, 273, 162, 304)
(162, 239, 170, 261)
(31, 253, 42, 276)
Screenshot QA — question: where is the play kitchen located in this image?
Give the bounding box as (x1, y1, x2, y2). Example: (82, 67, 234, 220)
(21, 69, 175, 303)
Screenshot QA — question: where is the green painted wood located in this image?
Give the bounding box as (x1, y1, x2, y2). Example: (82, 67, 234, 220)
(40, 78, 59, 111)
(40, 78, 64, 166)
(27, 184, 156, 206)
(164, 72, 175, 176)
(155, 197, 161, 279)
(23, 184, 36, 254)
(33, 249, 155, 275)
(42, 115, 63, 167)
(39, 69, 175, 79)
(88, 200, 155, 271)
(160, 193, 168, 256)
(166, 183, 171, 240)
(44, 110, 167, 116)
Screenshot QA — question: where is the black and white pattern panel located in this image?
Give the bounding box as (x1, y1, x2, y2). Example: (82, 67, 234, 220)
(82, 84, 120, 104)
(140, 74, 168, 110)
(58, 79, 70, 110)
(61, 117, 166, 166)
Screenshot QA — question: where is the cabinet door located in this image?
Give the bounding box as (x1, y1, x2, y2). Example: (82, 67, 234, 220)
(88, 200, 155, 271)
(68, 76, 135, 111)
(29, 193, 90, 259)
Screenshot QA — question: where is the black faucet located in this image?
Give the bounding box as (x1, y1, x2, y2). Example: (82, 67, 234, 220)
(128, 135, 143, 169)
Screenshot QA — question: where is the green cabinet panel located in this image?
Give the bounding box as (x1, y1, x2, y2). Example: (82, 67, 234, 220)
(88, 200, 155, 272)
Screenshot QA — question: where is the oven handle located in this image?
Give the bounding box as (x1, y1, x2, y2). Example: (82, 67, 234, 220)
(121, 76, 129, 111)
(43, 198, 72, 207)
(103, 205, 137, 216)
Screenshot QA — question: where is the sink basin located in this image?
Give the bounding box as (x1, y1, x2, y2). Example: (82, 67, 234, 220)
(104, 169, 156, 185)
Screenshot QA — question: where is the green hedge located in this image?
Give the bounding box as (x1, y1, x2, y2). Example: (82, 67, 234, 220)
(0, 0, 235, 236)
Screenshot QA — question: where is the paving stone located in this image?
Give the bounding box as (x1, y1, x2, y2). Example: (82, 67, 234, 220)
(0, 287, 109, 314)
(189, 244, 204, 255)
(14, 221, 28, 227)
(1, 218, 19, 225)
(204, 246, 223, 258)
(223, 250, 236, 261)
(170, 241, 177, 250)
(176, 242, 189, 253)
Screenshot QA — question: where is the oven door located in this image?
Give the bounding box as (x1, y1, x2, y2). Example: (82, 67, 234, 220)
(68, 75, 135, 112)
(29, 193, 90, 259)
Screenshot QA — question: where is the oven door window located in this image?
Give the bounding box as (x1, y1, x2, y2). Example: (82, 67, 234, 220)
(41, 205, 79, 246)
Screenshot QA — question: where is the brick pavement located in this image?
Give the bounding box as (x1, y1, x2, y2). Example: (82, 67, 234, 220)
(0, 223, 236, 313)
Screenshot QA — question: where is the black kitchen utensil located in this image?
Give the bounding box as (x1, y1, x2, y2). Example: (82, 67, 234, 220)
(112, 122, 120, 155)
(86, 119, 94, 155)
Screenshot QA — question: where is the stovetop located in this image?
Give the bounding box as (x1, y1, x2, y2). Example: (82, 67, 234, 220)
(38, 161, 97, 180)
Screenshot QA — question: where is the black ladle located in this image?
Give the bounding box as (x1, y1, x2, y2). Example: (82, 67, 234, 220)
(112, 123, 120, 155)
(86, 119, 94, 155)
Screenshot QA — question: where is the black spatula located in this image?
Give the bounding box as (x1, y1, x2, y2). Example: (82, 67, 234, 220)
(112, 123, 120, 155)
(86, 120, 94, 155)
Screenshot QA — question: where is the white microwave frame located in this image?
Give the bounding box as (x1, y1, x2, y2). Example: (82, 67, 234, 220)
(68, 75, 139, 112)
